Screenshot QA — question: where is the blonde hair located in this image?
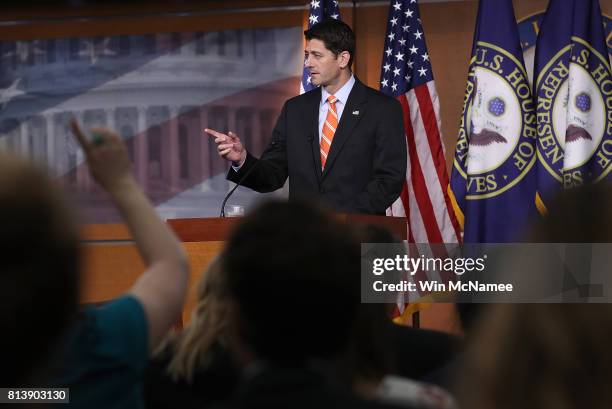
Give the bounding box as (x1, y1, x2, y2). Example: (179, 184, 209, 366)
(160, 254, 229, 382)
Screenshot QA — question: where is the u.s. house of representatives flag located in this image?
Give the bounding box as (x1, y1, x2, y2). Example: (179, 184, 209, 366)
(300, 0, 341, 94)
(535, 0, 612, 214)
(450, 0, 538, 243)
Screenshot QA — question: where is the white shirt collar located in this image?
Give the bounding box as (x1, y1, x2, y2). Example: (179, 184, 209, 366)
(321, 74, 355, 108)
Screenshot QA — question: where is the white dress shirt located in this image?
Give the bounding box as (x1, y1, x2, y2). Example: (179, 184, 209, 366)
(318, 74, 355, 143)
(232, 75, 356, 170)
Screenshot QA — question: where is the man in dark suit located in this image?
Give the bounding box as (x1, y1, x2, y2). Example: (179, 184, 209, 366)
(206, 19, 406, 215)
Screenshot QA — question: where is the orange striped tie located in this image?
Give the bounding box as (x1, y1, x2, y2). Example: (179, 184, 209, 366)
(321, 95, 338, 169)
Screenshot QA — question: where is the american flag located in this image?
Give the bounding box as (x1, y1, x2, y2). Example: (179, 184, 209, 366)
(380, 0, 461, 245)
(379, 0, 461, 307)
(300, 0, 342, 94)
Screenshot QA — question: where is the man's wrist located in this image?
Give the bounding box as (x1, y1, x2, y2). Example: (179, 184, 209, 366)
(232, 152, 247, 168)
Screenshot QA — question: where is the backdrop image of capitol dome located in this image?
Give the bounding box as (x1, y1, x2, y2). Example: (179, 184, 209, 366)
(0, 27, 303, 222)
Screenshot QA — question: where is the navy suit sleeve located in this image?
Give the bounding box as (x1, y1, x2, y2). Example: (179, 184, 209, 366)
(227, 103, 289, 192)
(349, 97, 406, 214)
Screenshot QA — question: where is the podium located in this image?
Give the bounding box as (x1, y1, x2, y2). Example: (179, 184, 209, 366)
(80, 214, 407, 324)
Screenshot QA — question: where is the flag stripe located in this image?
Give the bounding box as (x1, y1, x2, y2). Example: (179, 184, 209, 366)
(415, 83, 462, 241)
(406, 171, 427, 244)
(408, 87, 451, 241)
(398, 93, 444, 243)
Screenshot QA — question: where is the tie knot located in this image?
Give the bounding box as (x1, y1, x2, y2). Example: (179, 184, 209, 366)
(327, 95, 338, 105)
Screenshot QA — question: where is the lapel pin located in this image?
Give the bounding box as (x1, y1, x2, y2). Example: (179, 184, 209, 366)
(352, 110, 360, 115)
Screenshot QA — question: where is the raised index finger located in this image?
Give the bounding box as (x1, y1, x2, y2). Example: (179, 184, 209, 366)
(204, 128, 226, 139)
(70, 119, 90, 152)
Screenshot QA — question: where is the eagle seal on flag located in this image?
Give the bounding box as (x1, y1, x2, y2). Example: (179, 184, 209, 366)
(451, 0, 538, 243)
(456, 42, 537, 199)
(534, 0, 612, 202)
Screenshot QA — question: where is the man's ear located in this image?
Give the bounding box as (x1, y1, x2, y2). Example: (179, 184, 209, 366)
(338, 51, 351, 69)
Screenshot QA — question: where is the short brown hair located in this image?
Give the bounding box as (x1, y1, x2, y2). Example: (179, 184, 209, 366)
(305, 19, 355, 67)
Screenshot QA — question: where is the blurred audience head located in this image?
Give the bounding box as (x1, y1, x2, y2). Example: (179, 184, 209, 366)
(343, 301, 395, 395)
(223, 200, 360, 367)
(458, 303, 612, 409)
(534, 184, 612, 242)
(163, 254, 230, 382)
(458, 185, 612, 407)
(343, 224, 398, 388)
(0, 154, 79, 385)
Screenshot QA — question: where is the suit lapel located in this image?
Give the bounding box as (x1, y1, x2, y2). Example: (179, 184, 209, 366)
(305, 87, 323, 180)
(322, 79, 367, 179)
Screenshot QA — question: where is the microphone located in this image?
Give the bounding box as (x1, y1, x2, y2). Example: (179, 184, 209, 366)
(220, 133, 281, 217)
(219, 155, 261, 218)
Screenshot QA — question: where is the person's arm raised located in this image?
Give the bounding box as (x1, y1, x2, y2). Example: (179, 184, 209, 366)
(71, 119, 189, 352)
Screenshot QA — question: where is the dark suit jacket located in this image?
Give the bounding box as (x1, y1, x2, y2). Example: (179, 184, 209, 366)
(227, 78, 407, 215)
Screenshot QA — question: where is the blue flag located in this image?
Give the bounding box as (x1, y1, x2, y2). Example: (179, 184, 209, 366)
(450, 0, 538, 243)
(534, 0, 612, 215)
(300, 0, 341, 94)
(533, 0, 571, 213)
